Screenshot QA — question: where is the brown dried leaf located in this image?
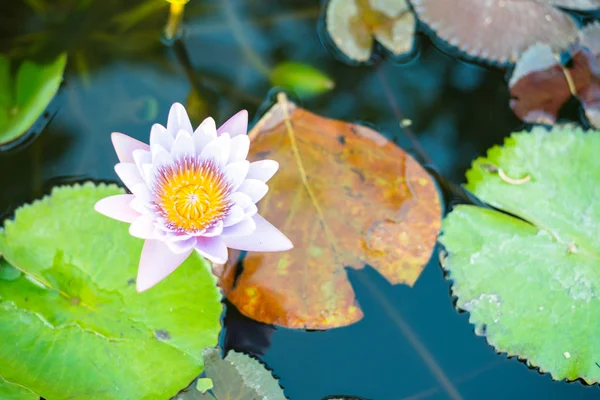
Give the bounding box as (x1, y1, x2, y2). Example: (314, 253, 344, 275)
(326, 0, 415, 62)
(410, 0, 578, 63)
(215, 94, 441, 329)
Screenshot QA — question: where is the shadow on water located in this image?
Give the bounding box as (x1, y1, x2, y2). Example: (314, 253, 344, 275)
(1, 1, 600, 400)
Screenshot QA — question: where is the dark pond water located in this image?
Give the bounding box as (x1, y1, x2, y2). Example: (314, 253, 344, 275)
(1, 1, 599, 399)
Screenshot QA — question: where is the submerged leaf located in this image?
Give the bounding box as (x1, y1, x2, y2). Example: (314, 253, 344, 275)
(440, 126, 600, 383)
(0, 53, 67, 146)
(198, 348, 286, 400)
(325, 0, 415, 62)
(0, 183, 223, 399)
(509, 34, 600, 128)
(270, 62, 334, 98)
(410, 0, 578, 64)
(215, 94, 441, 329)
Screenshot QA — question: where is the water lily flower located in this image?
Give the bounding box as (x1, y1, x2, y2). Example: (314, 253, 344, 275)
(95, 103, 293, 292)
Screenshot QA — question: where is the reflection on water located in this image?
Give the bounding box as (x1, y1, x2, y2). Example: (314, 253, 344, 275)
(0, 1, 598, 399)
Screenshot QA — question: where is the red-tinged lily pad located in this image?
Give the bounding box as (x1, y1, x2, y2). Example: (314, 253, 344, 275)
(410, 0, 579, 64)
(509, 24, 600, 128)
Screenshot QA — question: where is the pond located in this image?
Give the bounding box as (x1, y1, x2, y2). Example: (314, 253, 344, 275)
(1, 1, 600, 399)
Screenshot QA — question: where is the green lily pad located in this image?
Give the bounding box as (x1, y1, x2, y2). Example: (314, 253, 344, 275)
(0, 52, 67, 146)
(0, 258, 21, 281)
(0, 377, 37, 400)
(439, 125, 600, 383)
(0, 182, 223, 399)
(189, 348, 285, 400)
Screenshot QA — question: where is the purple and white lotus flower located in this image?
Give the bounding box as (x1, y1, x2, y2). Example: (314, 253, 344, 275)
(95, 103, 293, 292)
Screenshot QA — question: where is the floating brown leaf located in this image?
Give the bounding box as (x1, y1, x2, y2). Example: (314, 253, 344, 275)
(214, 94, 441, 329)
(509, 24, 600, 128)
(325, 0, 415, 62)
(410, 0, 579, 64)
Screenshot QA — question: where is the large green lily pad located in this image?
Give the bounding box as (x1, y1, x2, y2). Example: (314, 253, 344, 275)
(0, 53, 67, 146)
(439, 125, 600, 383)
(0, 377, 37, 400)
(0, 182, 223, 399)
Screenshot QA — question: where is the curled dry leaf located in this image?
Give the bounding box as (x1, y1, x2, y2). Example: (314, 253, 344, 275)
(214, 93, 441, 329)
(509, 24, 600, 128)
(325, 0, 416, 62)
(410, 0, 578, 64)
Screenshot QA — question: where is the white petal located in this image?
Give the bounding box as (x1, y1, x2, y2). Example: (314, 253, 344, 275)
(221, 214, 293, 252)
(171, 129, 195, 159)
(142, 163, 156, 186)
(244, 203, 258, 218)
(195, 236, 228, 264)
(167, 102, 193, 136)
(114, 163, 143, 191)
(136, 239, 193, 292)
(152, 146, 173, 168)
(150, 124, 173, 152)
(247, 160, 279, 183)
(224, 160, 249, 191)
(166, 236, 197, 254)
(200, 133, 230, 168)
(130, 197, 153, 215)
(229, 191, 253, 208)
(111, 132, 149, 163)
(198, 220, 224, 237)
(132, 149, 151, 170)
(193, 117, 217, 142)
(237, 179, 268, 203)
(217, 110, 248, 137)
(222, 217, 256, 237)
(94, 194, 140, 223)
(130, 183, 153, 203)
(228, 135, 250, 163)
(129, 215, 156, 239)
(223, 205, 245, 227)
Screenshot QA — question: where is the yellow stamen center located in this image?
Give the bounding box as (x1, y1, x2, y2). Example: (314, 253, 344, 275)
(156, 158, 231, 233)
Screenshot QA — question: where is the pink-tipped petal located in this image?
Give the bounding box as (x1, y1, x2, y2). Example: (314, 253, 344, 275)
(217, 110, 248, 137)
(114, 163, 144, 191)
(222, 214, 293, 252)
(238, 179, 268, 203)
(136, 239, 193, 292)
(129, 215, 156, 239)
(94, 194, 140, 223)
(223, 205, 245, 227)
(150, 123, 173, 152)
(166, 236, 197, 254)
(167, 102, 193, 136)
(171, 130, 195, 159)
(111, 132, 149, 163)
(222, 217, 256, 237)
(228, 135, 250, 163)
(224, 160, 250, 191)
(246, 160, 279, 182)
(195, 236, 229, 264)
